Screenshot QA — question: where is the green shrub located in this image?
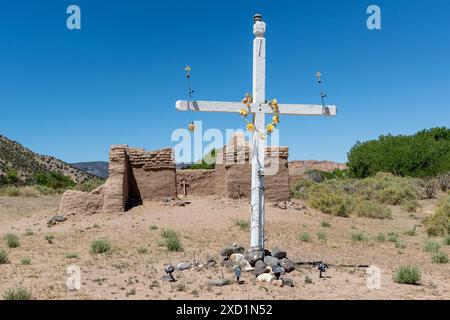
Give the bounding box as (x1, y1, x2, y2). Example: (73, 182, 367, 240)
(44, 234, 54, 244)
(160, 229, 183, 252)
(0, 186, 21, 197)
(424, 193, 450, 236)
(0, 249, 9, 264)
(20, 257, 31, 265)
(423, 240, 441, 253)
(351, 232, 367, 242)
(317, 232, 327, 243)
(90, 239, 111, 254)
(304, 275, 313, 284)
(3, 287, 32, 300)
(431, 252, 449, 264)
(65, 253, 79, 259)
(353, 199, 392, 219)
(24, 229, 34, 236)
(347, 127, 450, 178)
(291, 179, 315, 200)
(299, 232, 311, 242)
(150, 225, 158, 230)
(395, 240, 406, 249)
(402, 199, 421, 213)
(308, 183, 353, 217)
(75, 179, 104, 193)
(404, 227, 417, 236)
(387, 232, 399, 243)
(393, 265, 421, 285)
(33, 185, 58, 195)
(184, 149, 216, 170)
(321, 221, 331, 228)
(443, 235, 450, 246)
(374, 233, 386, 242)
(137, 246, 148, 254)
(235, 219, 250, 230)
(4, 233, 20, 248)
(376, 184, 417, 205)
(33, 171, 75, 190)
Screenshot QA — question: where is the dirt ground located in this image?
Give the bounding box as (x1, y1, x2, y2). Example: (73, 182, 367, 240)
(0, 194, 449, 300)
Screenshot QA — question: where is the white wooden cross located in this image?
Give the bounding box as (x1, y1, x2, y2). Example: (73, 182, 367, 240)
(176, 14, 337, 255)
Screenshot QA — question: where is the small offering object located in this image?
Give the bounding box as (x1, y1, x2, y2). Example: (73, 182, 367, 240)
(318, 263, 329, 278)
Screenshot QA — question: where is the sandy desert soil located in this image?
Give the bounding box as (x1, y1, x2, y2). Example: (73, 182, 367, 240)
(0, 195, 449, 300)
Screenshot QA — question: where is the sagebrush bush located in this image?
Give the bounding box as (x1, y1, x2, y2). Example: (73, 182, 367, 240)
(0, 249, 9, 264)
(3, 287, 32, 300)
(308, 183, 353, 217)
(0, 187, 21, 197)
(353, 199, 392, 219)
(299, 232, 311, 242)
(431, 252, 449, 264)
(387, 232, 399, 243)
(321, 221, 331, 228)
(291, 179, 316, 200)
(317, 232, 327, 242)
(160, 229, 183, 252)
(351, 232, 367, 242)
(20, 257, 31, 265)
(402, 199, 421, 213)
(90, 239, 111, 254)
(75, 179, 104, 193)
(443, 235, 450, 246)
(424, 193, 450, 236)
(374, 233, 386, 242)
(423, 240, 441, 253)
(234, 219, 250, 230)
(393, 265, 421, 285)
(4, 233, 20, 248)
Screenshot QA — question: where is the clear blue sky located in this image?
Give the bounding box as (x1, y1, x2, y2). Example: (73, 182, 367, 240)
(1, 0, 449, 163)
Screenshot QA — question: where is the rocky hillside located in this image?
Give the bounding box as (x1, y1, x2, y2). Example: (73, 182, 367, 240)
(0, 135, 98, 183)
(289, 160, 347, 185)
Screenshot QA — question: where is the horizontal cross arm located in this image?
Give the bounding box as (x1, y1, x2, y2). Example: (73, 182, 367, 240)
(272, 104, 336, 116)
(176, 100, 337, 116)
(176, 100, 243, 113)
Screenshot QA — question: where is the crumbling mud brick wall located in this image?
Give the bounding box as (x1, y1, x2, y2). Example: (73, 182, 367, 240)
(58, 145, 177, 215)
(176, 169, 218, 196)
(214, 146, 290, 202)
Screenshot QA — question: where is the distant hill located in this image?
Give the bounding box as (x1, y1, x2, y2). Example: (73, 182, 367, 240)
(0, 135, 99, 184)
(71, 162, 109, 179)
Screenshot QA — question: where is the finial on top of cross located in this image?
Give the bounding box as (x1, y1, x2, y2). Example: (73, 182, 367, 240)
(253, 14, 266, 37)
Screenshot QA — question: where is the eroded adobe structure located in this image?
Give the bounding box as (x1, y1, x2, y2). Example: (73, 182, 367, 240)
(58, 136, 291, 216)
(58, 145, 177, 216)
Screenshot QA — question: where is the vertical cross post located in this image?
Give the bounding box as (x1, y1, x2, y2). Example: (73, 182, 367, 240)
(250, 14, 266, 254)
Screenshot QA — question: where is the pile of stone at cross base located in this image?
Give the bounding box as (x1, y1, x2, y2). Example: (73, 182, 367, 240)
(220, 243, 295, 288)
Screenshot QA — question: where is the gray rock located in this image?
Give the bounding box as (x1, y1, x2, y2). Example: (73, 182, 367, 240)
(271, 247, 287, 259)
(207, 259, 217, 268)
(220, 244, 245, 257)
(264, 256, 279, 268)
(282, 277, 294, 287)
(254, 260, 268, 277)
(53, 215, 66, 222)
(279, 258, 295, 273)
(176, 262, 192, 271)
(272, 265, 284, 278)
(245, 250, 264, 266)
(161, 275, 176, 282)
(208, 278, 231, 286)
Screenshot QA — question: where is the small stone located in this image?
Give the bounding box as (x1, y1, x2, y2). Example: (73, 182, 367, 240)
(207, 259, 217, 268)
(161, 275, 175, 282)
(274, 202, 287, 210)
(257, 273, 275, 283)
(53, 215, 66, 222)
(281, 277, 294, 287)
(264, 256, 279, 268)
(208, 278, 231, 286)
(271, 265, 284, 278)
(176, 262, 192, 271)
(272, 279, 284, 287)
(245, 250, 263, 266)
(271, 247, 287, 259)
(229, 253, 245, 264)
(279, 258, 295, 273)
(254, 260, 268, 277)
(220, 245, 245, 257)
(239, 259, 254, 271)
